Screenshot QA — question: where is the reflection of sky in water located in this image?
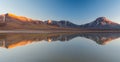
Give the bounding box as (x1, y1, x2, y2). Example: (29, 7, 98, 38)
(0, 36, 120, 62)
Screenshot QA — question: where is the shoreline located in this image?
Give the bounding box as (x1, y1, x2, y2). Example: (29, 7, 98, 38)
(0, 30, 120, 33)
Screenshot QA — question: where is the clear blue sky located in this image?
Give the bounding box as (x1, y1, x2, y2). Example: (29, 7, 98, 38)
(0, 0, 120, 24)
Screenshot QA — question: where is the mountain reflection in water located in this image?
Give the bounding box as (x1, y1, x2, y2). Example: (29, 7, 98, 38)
(0, 32, 119, 49)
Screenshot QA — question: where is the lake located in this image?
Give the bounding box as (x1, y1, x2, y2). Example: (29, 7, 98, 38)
(0, 33, 120, 62)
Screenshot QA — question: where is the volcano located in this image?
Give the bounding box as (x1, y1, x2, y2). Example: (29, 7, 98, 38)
(80, 17, 120, 29)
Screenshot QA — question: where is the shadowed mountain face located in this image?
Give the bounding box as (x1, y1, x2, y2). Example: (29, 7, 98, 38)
(0, 33, 119, 49)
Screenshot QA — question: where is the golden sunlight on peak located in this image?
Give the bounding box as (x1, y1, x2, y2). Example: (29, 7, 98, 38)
(5, 13, 33, 22)
(47, 20, 52, 24)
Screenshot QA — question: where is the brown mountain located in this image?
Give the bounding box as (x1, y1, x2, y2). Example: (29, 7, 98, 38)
(0, 13, 60, 30)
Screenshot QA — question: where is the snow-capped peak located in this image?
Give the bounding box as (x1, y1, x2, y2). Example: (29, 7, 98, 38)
(93, 17, 117, 25)
(87, 17, 119, 26)
(95, 17, 109, 22)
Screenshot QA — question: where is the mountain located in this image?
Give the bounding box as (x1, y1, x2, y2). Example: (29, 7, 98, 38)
(0, 13, 60, 30)
(45, 20, 79, 28)
(79, 17, 120, 29)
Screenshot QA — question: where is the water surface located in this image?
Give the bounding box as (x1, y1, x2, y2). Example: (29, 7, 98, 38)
(0, 33, 120, 62)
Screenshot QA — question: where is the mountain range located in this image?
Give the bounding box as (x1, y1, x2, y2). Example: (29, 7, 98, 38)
(0, 13, 120, 30)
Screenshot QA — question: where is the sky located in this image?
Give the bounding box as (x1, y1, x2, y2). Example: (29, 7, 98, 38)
(0, 0, 120, 24)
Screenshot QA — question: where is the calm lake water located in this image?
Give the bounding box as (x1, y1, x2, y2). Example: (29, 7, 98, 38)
(0, 33, 120, 62)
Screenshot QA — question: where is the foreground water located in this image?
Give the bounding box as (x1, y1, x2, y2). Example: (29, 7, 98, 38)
(0, 33, 120, 62)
